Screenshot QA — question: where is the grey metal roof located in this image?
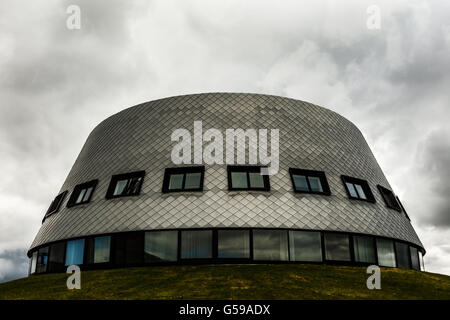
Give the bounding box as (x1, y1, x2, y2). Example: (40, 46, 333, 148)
(29, 93, 423, 251)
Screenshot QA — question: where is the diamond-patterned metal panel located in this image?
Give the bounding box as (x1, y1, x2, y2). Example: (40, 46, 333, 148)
(29, 93, 424, 252)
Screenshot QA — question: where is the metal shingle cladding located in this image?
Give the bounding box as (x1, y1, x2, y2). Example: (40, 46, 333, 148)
(29, 93, 423, 252)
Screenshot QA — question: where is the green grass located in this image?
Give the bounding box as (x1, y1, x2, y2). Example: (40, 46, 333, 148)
(0, 264, 449, 300)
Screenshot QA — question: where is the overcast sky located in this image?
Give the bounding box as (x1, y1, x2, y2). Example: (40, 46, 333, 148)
(1, 0, 450, 282)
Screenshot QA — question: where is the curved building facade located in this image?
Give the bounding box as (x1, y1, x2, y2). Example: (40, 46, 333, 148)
(28, 93, 424, 274)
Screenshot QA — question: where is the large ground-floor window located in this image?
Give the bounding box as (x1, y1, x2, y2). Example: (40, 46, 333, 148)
(376, 239, 396, 267)
(145, 231, 178, 262)
(288, 231, 322, 262)
(65, 239, 85, 266)
(324, 233, 350, 261)
(353, 235, 376, 264)
(218, 230, 250, 259)
(181, 230, 213, 259)
(48, 242, 65, 272)
(253, 230, 289, 261)
(395, 242, 411, 269)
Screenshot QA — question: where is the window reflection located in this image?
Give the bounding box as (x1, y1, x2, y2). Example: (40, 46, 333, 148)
(218, 230, 250, 258)
(409, 246, 420, 270)
(324, 233, 350, 261)
(395, 242, 410, 269)
(181, 230, 212, 259)
(231, 172, 248, 189)
(376, 239, 396, 267)
(145, 231, 178, 262)
(353, 236, 376, 263)
(253, 230, 288, 261)
(94, 236, 111, 263)
(48, 242, 65, 272)
(293, 175, 309, 191)
(36, 247, 49, 274)
(289, 231, 322, 262)
(30, 251, 37, 275)
(169, 174, 184, 190)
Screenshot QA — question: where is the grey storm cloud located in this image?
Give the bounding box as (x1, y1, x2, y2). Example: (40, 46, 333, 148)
(1, 0, 450, 282)
(415, 129, 450, 227)
(0, 249, 29, 283)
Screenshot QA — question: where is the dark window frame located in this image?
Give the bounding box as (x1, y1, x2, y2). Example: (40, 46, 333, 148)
(227, 166, 270, 191)
(341, 175, 375, 203)
(289, 168, 331, 195)
(162, 166, 205, 193)
(43, 191, 68, 222)
(396, 196, 410, 220)
(377, 185, 401, 212)
(67, 180, 98, 208)
(105, 171, 145, 199)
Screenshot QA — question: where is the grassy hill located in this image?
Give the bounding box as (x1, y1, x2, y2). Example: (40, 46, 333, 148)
(0, 264, 449, 300)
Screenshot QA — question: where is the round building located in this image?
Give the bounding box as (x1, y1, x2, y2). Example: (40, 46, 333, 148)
(28, 93, 425, 274)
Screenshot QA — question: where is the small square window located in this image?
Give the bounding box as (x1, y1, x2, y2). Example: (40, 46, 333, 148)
(346, 182, 358, 198)
(308, 176, 323, 193)
(355, 184, 367, 199)
(292, 175, 309, 192)
(185, 172, 202, 190)
(67, 180, 98, 207)
(162, 167, 204, 193)
(169, 174, 184, 190)
(231, 172, 248, 189)
(249, 172, 265, 188)
(227, 166, 270, 191)
(341, 176, 375, 203)
(289, 169, 330, 195)
(377, 185, 401, 212)
(106, 171, 145, 199)
(43, 191, 68, 221)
